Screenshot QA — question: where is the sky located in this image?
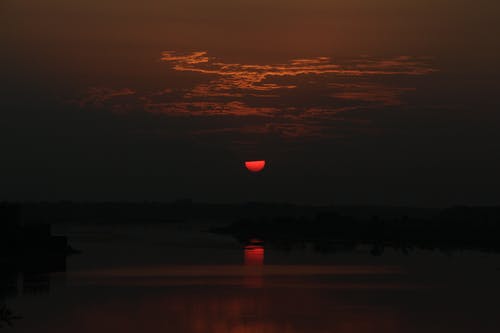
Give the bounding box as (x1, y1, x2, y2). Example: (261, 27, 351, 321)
(1, 0, 499, 205)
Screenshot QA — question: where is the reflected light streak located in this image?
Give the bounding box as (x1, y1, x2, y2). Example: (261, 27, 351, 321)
(244, 240, 265, 288)
(244, 244, 264, 266)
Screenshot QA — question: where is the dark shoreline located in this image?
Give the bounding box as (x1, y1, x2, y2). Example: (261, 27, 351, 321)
(2, 202, 500, 256)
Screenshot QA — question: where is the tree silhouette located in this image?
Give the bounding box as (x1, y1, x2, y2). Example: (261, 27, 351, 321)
(0, 304, 22, 328)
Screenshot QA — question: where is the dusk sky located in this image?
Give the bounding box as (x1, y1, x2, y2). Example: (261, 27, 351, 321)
(1, 0, 499, 205)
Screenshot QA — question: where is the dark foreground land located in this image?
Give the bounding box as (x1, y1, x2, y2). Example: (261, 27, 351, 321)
(1, 202, 500, 256)
(1, 202, 500, 332)
(212, 206, 500, 255)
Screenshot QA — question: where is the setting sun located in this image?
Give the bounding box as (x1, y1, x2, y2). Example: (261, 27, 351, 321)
(245, 160, 266, 172)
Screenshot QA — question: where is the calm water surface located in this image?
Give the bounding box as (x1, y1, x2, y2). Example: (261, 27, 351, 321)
(4, 222, 500, 332)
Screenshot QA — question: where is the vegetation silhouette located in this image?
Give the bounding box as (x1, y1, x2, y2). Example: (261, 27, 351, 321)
(0, 304, 22, 328)
(211, 206, 500, 255)
(1, 203, 71, 315)
(0, 204, 74, 273)
(2, 201, 500, 257)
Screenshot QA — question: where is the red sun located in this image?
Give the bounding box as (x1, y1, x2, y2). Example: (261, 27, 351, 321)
(245, 160, 266, 172)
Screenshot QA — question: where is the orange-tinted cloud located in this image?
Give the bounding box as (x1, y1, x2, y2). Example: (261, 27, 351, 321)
(75, 51, 436, 143)
(160, 51, 435, 96)
(330, 83, 416, 106)
(77, 87, 136, 108)
(145, 101, 278, 117)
